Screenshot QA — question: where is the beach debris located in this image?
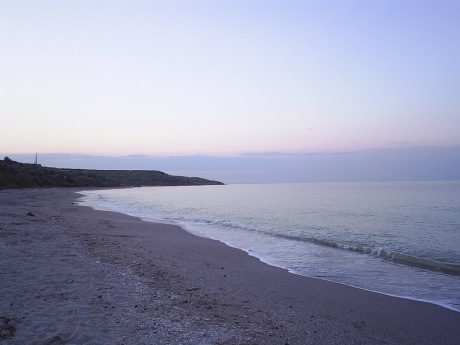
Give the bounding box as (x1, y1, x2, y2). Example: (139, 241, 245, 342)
(43, 335, 66, 345)
(186, 287, 200, 292)
(0, 317, 17, 340)
(26, 212, 35, 217)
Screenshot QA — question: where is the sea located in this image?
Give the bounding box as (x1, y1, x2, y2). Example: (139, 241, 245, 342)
(79, 181, 460, 312)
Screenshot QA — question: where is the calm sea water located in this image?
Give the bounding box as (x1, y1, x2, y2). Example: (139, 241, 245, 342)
(80, 181, 460, 312)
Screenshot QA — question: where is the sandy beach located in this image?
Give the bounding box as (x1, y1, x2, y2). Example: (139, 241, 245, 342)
(1, 188, 459, 345)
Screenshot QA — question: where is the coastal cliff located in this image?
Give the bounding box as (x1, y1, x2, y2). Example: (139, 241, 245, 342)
(0, 157, 223, 188)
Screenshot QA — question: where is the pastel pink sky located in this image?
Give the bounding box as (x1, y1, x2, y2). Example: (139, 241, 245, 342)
(1, 1, 459, 156)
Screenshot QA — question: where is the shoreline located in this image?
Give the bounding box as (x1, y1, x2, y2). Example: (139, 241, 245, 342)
(1, 188, 459, 344)
(79, 189, 460, 314)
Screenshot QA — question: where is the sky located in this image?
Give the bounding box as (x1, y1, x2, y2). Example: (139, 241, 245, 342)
(1, 1, 460, 182)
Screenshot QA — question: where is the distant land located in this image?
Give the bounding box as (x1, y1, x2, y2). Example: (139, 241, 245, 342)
(3, 146, 460, 184)
(0, 157, 224, 189)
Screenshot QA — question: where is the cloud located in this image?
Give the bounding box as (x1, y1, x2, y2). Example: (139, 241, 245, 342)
(385, 141, 413, 147)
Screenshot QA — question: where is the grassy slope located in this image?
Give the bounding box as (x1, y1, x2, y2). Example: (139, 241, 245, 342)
(0, 157, 224, 188)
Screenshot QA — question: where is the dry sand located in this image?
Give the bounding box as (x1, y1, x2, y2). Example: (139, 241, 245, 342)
(1, 188, 459, 345)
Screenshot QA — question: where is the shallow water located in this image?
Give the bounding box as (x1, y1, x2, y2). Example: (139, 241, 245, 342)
(80, 181, 460, 311)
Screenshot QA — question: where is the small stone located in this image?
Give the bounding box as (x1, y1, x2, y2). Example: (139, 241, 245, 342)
(0, 317, 17, 340)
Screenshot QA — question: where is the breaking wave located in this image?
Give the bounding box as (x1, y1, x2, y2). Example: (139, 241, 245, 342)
(271, 233, 460, 276)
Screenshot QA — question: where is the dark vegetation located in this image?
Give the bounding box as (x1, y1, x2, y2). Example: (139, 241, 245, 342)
(0, 157, 224, 188)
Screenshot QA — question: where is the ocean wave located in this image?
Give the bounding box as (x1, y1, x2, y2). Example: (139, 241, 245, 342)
(271, 233, 460, 276)
(183, 218, 460, 276)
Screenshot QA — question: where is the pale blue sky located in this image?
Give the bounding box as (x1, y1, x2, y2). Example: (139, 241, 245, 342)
(1, 0, 460, 157)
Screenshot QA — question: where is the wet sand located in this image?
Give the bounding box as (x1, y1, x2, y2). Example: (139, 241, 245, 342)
(1, 188, 459, 344)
